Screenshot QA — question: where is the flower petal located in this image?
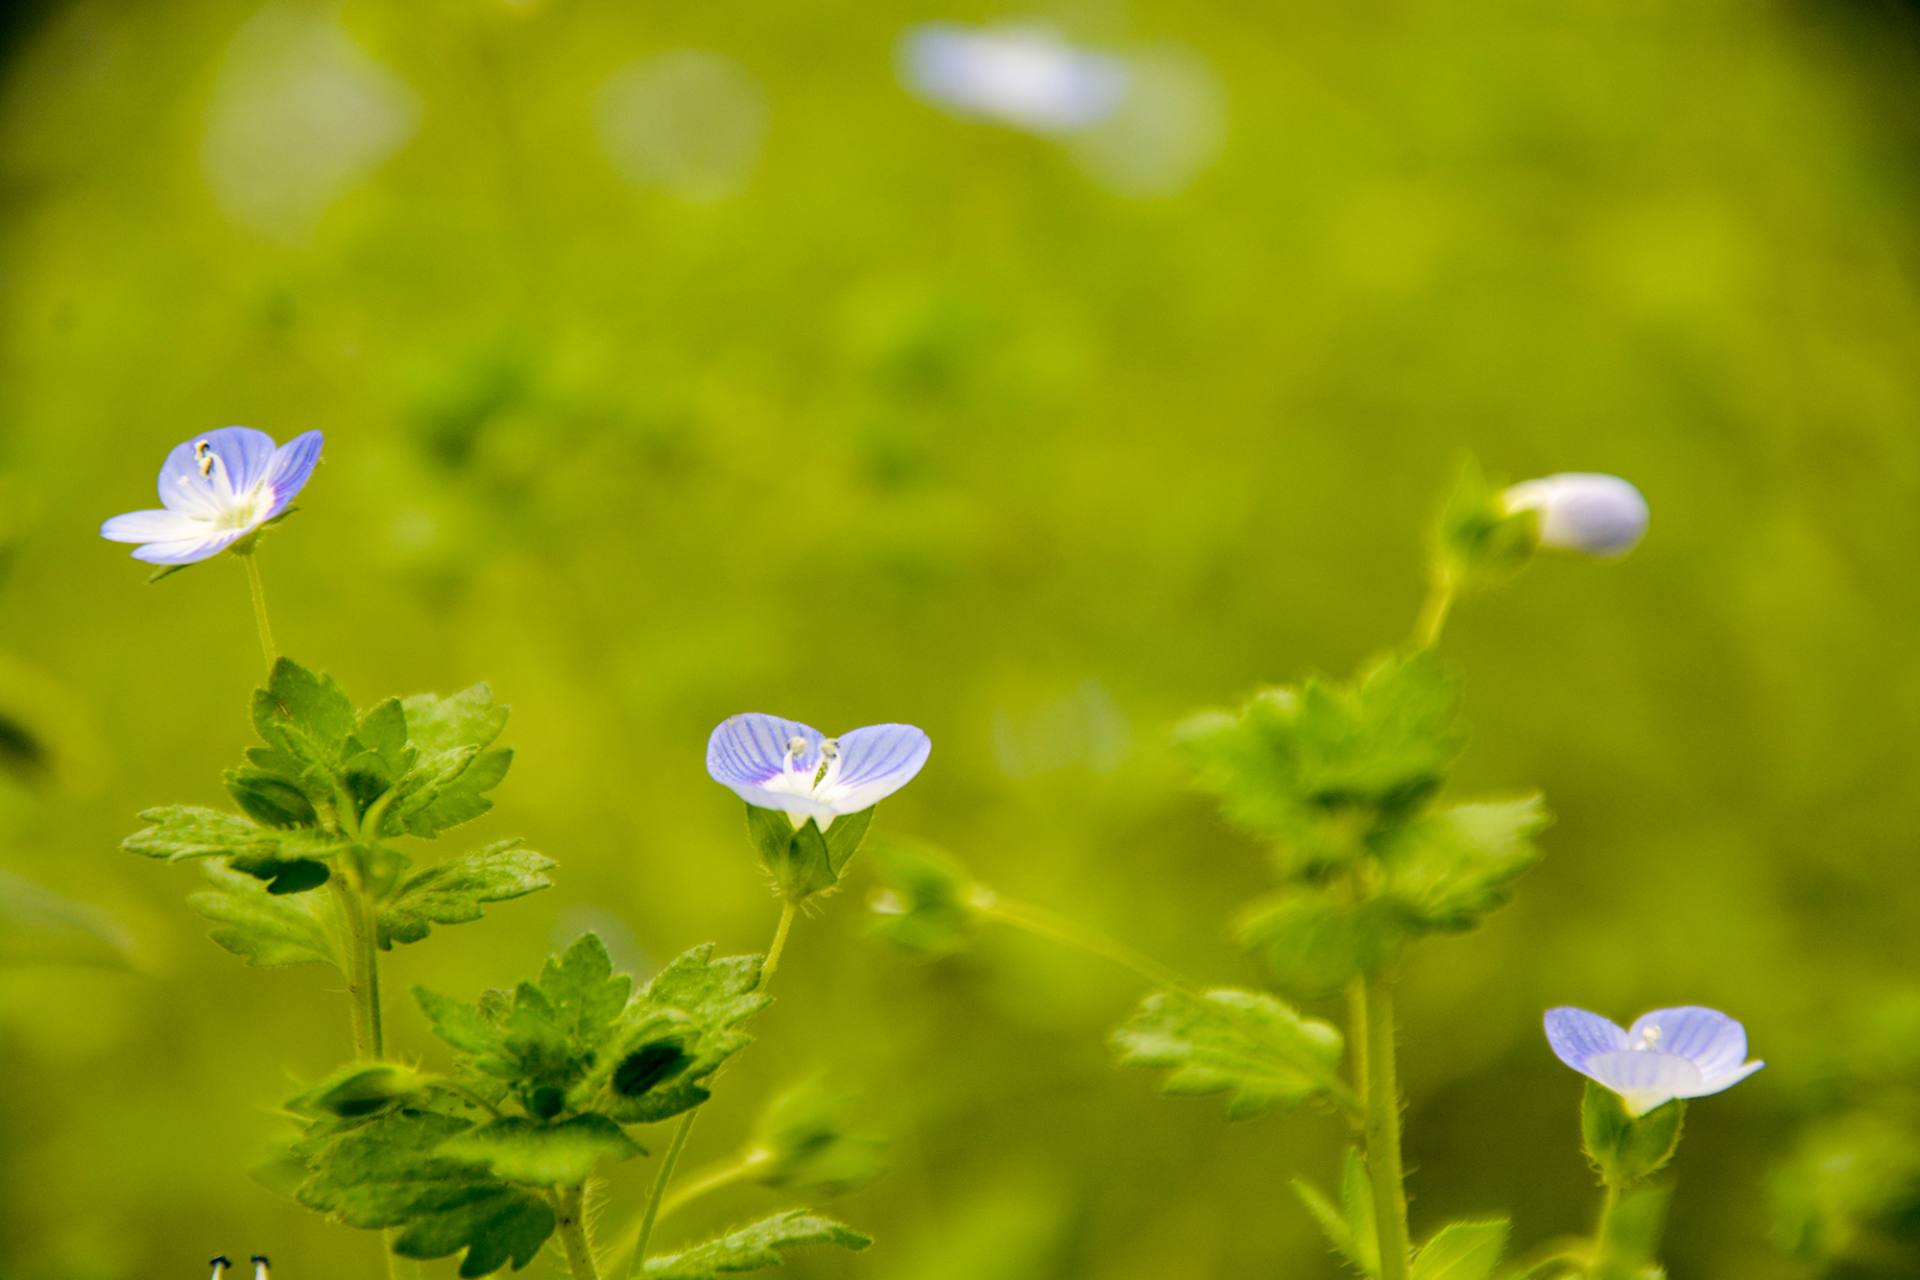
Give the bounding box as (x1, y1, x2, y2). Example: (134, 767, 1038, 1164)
(1543, 1006, 1628, 1073)
(158, 427, 278, 513)
(1628, 1007, 1747, 1075)
(263, 430, 324, 516)
(100, 509, 204, 545)
(1694, 1057, 1766, 1097)
(823, 723, 931, 813)
(1581, 1050, 1704, 1116)
(707, 714, 825, 790)
(129, 528, 250, 565)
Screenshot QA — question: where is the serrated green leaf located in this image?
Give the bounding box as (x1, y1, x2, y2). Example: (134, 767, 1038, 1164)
(343, 697, 417, 809)
(437, 1114, 644, 1186)
(252, 658, 358, 776)
(418, 986, 509, 1058)
(1380, 796, 1550, 932)
(186, 863, 337, 968)
(1413, 1220, 1508, 1280)
(591, 943, 770, 1123)
(123, 806, 280, 861)
(1110, 987, 1345, 1119)
(1236, 891, 1406, 998)
(538, 932, 634, 1046)
(387, 686, 513, 838)
(643, 1209, 872, 1279)
(393, 1186, 556, 1278)
(225, 767, 320, 827)
(378, 840, 556, 948)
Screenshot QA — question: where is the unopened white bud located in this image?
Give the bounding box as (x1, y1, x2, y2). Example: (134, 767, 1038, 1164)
(1503, 472, 1648, 558)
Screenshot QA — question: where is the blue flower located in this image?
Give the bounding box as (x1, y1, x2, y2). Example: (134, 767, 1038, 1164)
(1502, 473, 1649, 558)
(900, 23, 1129, 135)
(101, 427, 323, 565)
(708, 714, 931, 830)
(1545, 1005, 1763, 1115)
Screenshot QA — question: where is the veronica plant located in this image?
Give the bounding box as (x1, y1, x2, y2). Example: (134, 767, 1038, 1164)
(107, 433, 914, 1280)
(868, 460, 1745, 1279)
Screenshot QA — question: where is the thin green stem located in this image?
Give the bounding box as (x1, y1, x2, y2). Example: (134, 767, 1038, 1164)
(1357, 973, 1413, 1280)
(241, 552, 278, 670)
(658, 1150, 767, 1220)
(555, 1183, 603, 1280)
(980, 893, 1194, 994)
(625, 1111, 697, 1280)
(760, 900, 798, 985)
(1411, 567, 1456, 650)
(1588, 1183, 1624, 1280)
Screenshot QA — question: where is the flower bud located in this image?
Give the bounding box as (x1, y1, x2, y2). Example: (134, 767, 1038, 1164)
(1502, 473, 1648, 558)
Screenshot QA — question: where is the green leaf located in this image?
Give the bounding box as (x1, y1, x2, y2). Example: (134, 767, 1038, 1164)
(642, 1209, 872, 1279)
(1236, 891, 1406, 998)
(1110, 987, 1345, 1119)
(225, 767, 320, 827)
(864, 836, 986, 959)
(343, 697, 418, 809)
(378, 840, 557, 948)
(1413, 1220, 1508, 1280)
(1293, 1152, 1380, 1277)
(389, 685, 513, 837)
(295, 1108, 555, 1277)
(186, 864, 337, 968)
(418, 986, 509, 1058)
(592, 943, 770, 1123)
(1581, 1084, 1684, 1186)
(1181, 652, 1464, 862)
(1380, 796, 1550, 932)
(288, 1063, 433, 1119)
(252, 659, 358, 777)
(1292, 1178, 1359, 1273)
(123, 806, 280, 862)
(537, 932, 634, 1048)
(437, 1115, 644, 1186)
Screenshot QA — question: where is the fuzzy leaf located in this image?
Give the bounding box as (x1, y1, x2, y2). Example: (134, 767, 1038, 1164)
(1412, 1220, 1508, 1280)
(378, 840, 556, 948)
(1111, 987, 1345, 1119)
(642, 1209, 872, 1279)
(1294, 1148, 1381, 1277)
(1380, 796, 1550, 932)
(1237, 891, 1406, 998)
(186, 863, 336, 968)
(123, 806, 279, 862)
(593, 944, 770, 1123)
(252, 659, 358, 775)
(437, 1115, 644, 1186)
(389, 686, 513, 837)
(288, 1063, 433, 1119)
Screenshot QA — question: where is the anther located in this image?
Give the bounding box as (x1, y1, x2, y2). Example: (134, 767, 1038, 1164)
(194, 440, 216, 477)
(209, 1259, 232, 1280)
(251, 1257, 271, 1280)
(785, 735, 809, 760)
(1636, 1025, 1663, 1050)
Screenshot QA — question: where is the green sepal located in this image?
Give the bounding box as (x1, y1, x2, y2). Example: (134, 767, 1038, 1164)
(378, 839, 556, 948)
(746, 805, 874, 901)
(749, 1078, 888, 1198)
(1435, 455, 1537, 592)
(1110, 987, 1347, 1119)
(187, 863, 337, 968)
(287, 1062, 434, 1119)
(1292, 1148, 1380, 1276)
(436, 1115, 645, 1186)
(1411, 1219, 1507, 1280)
(865, 837, 987, 958)
(1581, 1083, 1684, 1187)
(642, 1209, 872, 1279)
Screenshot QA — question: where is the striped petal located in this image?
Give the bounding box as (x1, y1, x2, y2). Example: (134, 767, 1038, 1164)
(1543, 1006, 1628, 1073)
(130, 528, 250, 565)
(822, 723, 931, 813)
(101, 509, 204, 545)
(1581, 1050, 1704, 1116)
(1627, 1007, 1747, 1076)
(707, 714, 824, 791)
(264, 430, 325, 516)
(158, 427, 277, 513)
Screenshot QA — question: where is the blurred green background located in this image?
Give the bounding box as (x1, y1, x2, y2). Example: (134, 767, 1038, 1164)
(3, 0, 1919, 1275)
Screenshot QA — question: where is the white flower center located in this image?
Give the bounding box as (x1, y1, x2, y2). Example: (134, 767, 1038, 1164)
(1633, 1025, 1663, 1051)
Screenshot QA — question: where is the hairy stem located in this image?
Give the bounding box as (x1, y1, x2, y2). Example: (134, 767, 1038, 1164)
(241, 552, 278, 670)
(1412, 567, 1456, 650)
(556, 1184, 603, 1280)
(1356, 973, 1414, 1280)
(330, 874, 384, 1058)
(981, 893, 1194, 994)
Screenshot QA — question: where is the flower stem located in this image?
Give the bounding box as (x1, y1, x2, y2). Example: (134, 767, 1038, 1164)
(1411, 567, 1456, 651)
(625, 1110, 697, 1280)
(555, 1183, 603, 1280)
(658, 1150, 766, 1221)
(980, 893, 1194, 994)
(760, 900, 799, 985)
(1355, 972, 1414, 1280)
(240, 552, 278, 671)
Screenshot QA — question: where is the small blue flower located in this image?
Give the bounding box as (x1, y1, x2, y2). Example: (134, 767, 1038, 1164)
(900, 23, 1129, 135)
(1502, 472, 1649, 558)
(1545, 1005, 1763, 1115)
(708, 714, 931, 830)
(101, 427, 323, 565)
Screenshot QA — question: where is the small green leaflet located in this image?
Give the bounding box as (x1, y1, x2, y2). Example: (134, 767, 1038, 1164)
(187, 864, 336, 968)
(1236, 891, 1406, 998)
(287, 1062, 433, 1119)
(378, 840, 556, 948)
(122, 805, 338, 864)
(1293, 1148, 1378, 1277)
(594, 943, 772, 1123)
(1411, 1220, 1507, 1280)
(1110, 987, 1346, 1119)
(388, 685, 513, 837)
(1377, 796, 1550, 932)
(437, 1115, 643, 1186)
(642, 1210, 872, 1279)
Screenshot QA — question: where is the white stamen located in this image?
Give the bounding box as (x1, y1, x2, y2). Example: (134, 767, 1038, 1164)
(209, 1259, 232, 1280)
(1635, 1025, 1663, 1050)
